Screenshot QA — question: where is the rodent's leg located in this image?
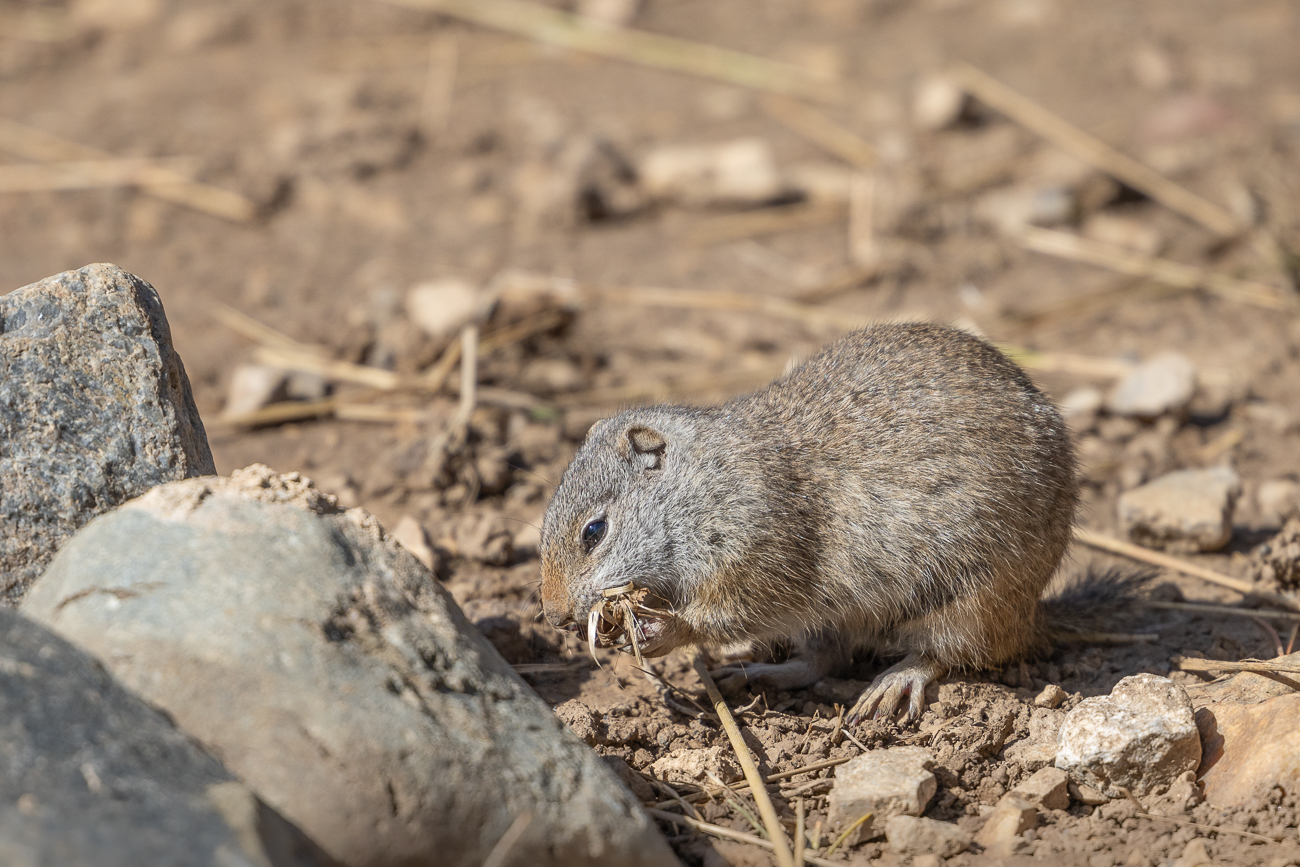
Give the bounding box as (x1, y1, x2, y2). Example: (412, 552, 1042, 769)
(711, 632, 847, 694)
(847, 653, 945, 724)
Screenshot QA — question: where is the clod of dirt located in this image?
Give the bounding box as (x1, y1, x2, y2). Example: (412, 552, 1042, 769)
(650, 745, 742, 786)
(884, 814, 971, 858)
(973, 794, 1036, 855)
(1250, 516, 1300, 589)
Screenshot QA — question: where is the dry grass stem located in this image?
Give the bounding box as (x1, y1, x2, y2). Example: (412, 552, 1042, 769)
(685, 202, 846, 247)
(848, 172, 877, 268)
(0, 117, 256, 221)
(1253, 616, 1286, 659)
(481, 811, 533, 867)
(647, 809, 841, 867)
(951, 62, 1241, 237)
(210, 302, 321, 354)
(1021, 227, 1295, 311)
(1172, 656, 1300, 676)
(1058, 631, 1160, 644)
(704, 771, 767, 839)
(1145, 600, 1300, 623)
(556, 367, 781, 408)
(1289, 623, 1299, 656)
(794, 797, 806, 867)
(652, 756, 854, 809)
(1072, 526, 1275, 599)
(379, 0, 840, 101)
(761, 95, 877, 169)
(215, 398, 339, 429)
(0, 158, 200, 192)
(1119, 789, 1281, 844)
(823, 811, 872, 858)
(692, 654, 794, 867)
(254, 345, 404, 390)
(795, 262, 880, 302)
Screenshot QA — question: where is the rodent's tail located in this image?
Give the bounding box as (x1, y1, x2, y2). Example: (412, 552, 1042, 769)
(1040, 564, 1156, 642)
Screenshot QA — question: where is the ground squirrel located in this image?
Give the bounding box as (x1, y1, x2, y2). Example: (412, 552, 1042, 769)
(540, 323, 1080, 721)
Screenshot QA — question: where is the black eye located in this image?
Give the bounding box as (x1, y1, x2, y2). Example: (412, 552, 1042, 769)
(581, 519, 607, 553)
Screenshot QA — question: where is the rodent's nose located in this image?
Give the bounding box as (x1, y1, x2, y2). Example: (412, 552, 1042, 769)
(540, 559, 577, 630)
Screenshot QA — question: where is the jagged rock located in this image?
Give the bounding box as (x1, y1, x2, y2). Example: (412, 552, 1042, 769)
(0, 263, 214, 602)
(1250, 517, 1300, 590)
(1118, 466, 1241, 553)
(650, 746, 743, 786)
(1055, 674, 1201, 798)
(974, 795, 1036, 852)
(21, 466, 674, 867)
(827, 746, 936, 843)
(0, 607, 335, 867)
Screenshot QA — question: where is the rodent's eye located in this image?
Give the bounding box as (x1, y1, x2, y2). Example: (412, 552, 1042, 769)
(581, 518, 608, 553)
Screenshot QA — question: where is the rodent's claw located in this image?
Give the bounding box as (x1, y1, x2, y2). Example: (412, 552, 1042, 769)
(847, 655, 943, 726)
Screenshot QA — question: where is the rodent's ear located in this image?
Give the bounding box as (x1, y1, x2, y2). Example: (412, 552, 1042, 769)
(623, 425, 667, 470)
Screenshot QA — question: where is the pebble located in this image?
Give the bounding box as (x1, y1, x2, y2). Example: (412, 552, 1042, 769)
(21, 465, 675, 867)
(975, 184, 1076, 235)
(1034, 683, 1067, 709)
(1055, 674, 1201, 798)
(222, 362, 288, 417)
(0, 263, 215, 602)
(912, 74, 968, 131)
(1059, 386, 1104, 430)
(1257, 479, 1300, 526)
(1105, 351, 1197, 419)
(884, 815, 971, 857)
(827, 746, 936, 843)
(1252, 518, 1300, 589)
(1117, 466, 1241, 553)
(1196, 692, 1300, 808)
(638, 138, 784, 206)
(1010, 766, 1070, 811)
(405, 278, 482, 340)
(973, 794, 1036, 852)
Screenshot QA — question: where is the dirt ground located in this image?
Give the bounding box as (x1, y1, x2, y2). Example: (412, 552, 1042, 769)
(3, 0, 1300, 864)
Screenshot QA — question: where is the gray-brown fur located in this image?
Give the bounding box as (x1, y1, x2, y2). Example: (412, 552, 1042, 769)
(540, 323, 1079, 720)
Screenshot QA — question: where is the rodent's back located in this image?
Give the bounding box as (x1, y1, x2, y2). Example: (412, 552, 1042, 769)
(727, 323, 1078, 665)
(541, 323, 1079, 671)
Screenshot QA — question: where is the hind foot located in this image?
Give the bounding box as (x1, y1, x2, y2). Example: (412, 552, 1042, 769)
(847, 654, 945, 724)
(712, 655, 831, 694)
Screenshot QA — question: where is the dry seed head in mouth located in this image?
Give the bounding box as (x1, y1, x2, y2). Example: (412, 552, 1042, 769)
(584, 582, 675, 669)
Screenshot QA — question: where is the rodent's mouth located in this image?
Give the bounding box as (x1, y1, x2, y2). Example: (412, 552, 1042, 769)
(572, 583, 677, 662)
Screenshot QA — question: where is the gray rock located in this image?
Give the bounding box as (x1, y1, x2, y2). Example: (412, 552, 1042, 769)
(884, 815, 970, 857)
(0, 607, 336, 867)
(1118, 466, 1241, 553)
(1106, 351, 1197, 419)
(1055, 674, 1201, 798)
(21, 466, 674, 867)
(827, 746, 935, 843)
(0, 263, 214, 602)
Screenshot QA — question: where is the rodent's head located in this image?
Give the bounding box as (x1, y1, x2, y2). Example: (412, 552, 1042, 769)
(540, 407, 710, 656)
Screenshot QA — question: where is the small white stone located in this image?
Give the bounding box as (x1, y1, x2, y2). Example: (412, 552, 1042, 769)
(1106, 351, 1197, 419)
(1118, 466, 1241, 553)
(912, 75, 968, 131)
(828, 746, 936, 842)
(975, 184, 1075, 235)
(406, 278, 481, 340)
(884, 815, 970, 857)
(1055, 673, 1201, 798)
(1258, 479, 1300, 525)
(639, 138, 783, 206)
(222, 363, 287, 418)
